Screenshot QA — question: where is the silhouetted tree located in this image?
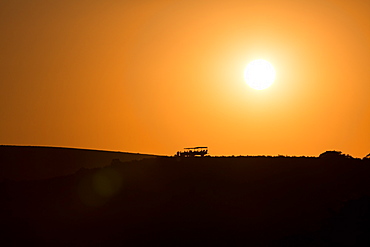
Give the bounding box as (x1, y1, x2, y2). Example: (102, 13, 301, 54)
(364, 153, 370, 160)
(319, 150, 344, 159)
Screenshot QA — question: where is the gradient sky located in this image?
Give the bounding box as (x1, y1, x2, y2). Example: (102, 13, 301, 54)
(1, 0, 369, 157)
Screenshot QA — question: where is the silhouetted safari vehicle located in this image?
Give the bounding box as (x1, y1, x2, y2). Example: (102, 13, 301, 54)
(175, 147, 208, 158)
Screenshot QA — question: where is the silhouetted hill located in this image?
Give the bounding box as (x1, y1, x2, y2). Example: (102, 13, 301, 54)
(0, 145, 159, 181)
(1, 156, 370, 246)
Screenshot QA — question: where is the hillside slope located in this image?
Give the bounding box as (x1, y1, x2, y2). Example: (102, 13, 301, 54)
(0, 145, 159, 181)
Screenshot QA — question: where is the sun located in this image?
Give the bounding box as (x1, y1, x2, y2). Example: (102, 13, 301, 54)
(244, 59, 276, 90)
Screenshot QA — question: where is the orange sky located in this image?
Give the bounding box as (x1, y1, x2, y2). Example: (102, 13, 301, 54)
(1, 0, 369, 157)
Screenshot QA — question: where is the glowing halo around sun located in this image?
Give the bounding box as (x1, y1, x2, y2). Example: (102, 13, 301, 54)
(244, 59, 276, 90)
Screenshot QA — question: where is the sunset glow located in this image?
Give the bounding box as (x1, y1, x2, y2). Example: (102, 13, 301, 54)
(0, 0, 369, 157)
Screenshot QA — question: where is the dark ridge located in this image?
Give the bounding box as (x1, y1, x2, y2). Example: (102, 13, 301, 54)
(1, 156, 370, 246)
(0, 145, 160, 181)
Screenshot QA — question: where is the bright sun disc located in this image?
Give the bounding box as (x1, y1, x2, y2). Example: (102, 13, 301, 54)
(244, 59, 276, 90)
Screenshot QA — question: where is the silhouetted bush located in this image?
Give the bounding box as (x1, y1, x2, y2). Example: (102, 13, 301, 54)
(319, 150, 354, 160)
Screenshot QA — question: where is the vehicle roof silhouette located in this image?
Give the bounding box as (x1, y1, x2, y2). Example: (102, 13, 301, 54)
(184, 147, 208, 149)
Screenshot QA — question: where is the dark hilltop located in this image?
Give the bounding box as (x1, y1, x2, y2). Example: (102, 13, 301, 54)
(0, 145, 159, 181)
(1, 146, 370, 246)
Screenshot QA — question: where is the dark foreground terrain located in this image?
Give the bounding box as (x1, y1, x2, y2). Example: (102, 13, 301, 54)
(0, 145, 158, 181)
(1, 153, 370, 246)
